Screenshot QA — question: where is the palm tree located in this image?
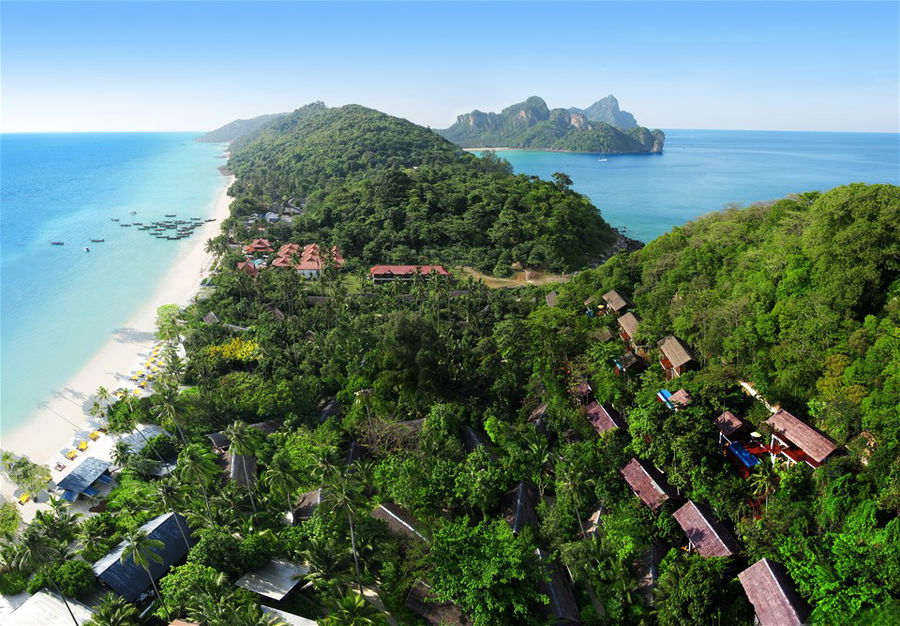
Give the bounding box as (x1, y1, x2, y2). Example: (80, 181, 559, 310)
(320, 591, 387, 625)
(296, 535, 352, 595)
(323, 471, 366, 593)
(152, 383, 187, 445)
(85, 592, 139, 626)
(155, 479, 191, 551)
(111, 441, 133, 468)
(223, 420, 259, 513)
(176, 443, 220, 518)
(557, 461, 589, 539)
(260, 453, 299, 520)
(14, 533, 78, 626)
(119, 529, 168, 621)
(749, 459, 781, 515)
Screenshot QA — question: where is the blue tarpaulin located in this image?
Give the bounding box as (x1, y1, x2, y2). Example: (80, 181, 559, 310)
(657, 389, 673, 408)
(730, 442, 761, 469)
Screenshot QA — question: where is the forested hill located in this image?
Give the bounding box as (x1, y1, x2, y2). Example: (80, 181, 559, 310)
(225, 102, 624, 273)
(197, 112, 288, 143)
(437, 95, 665, 153)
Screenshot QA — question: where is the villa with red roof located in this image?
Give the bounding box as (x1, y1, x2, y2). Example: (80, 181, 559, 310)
(369, 265, 449, 284)
(672, 501, 740, 557)
(766, 409, 838, 468)
(243, 238, 274, 254)
(620, 458, 678, 511)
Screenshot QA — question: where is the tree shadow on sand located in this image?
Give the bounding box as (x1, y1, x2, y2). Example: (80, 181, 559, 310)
(111, 327, 157, 345)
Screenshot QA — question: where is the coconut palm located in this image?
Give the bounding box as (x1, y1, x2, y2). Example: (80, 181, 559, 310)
(14, 533, 78, 625)
(749, 458, 781, 515)
(151, 383, 187, 445)
(223, 420, 260, 513)
(85, 592, 139, 626)
(260, 453, 299, 520)
(320, 591, 387, 625)
(119, 529, 168, 621)
(176, 443, 220, 518)
(111, 441, 133, 468)
(154, 479, 191, 551)
(296, 535, 353, 595)
(323, 471, 366, 593)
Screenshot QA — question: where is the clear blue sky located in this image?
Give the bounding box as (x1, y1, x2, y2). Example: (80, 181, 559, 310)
(2, 1, 897, 132)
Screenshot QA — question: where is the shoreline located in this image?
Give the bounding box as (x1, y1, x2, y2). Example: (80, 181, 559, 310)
(1, 172, 233, 497)
(464, 146, 664, 155)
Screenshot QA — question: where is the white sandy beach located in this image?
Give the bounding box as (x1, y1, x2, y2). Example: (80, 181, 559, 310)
(0, 174, 234, 510)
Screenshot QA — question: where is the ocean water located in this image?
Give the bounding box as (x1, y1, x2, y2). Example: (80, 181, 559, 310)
(478, 130, 900, 242)
(1, 133, 225, 436)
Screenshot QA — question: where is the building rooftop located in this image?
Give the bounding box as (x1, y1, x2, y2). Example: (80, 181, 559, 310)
(372, 502, 427, 542)
(713, 411, 746, 437)
(369, 265, 449, 277)
(502, 481, 539, 534)
(602, 289, 629, 312)
(57, 457, 111, 496)
(6, 590, 94, 625)
(672, 501, 740, 557)
(586, 401, 626, 434)
(766, 410, 838, 464)
(620, 458, 677, 511)
(534, 549, 581, 625)
(738, 558, 810, 626)
(235, 559, 310, 601)
(617, 312, 640, 337)
(93, 513, 195, 602)
(657, 336, 695, 368)
(405, 581, 471, 625)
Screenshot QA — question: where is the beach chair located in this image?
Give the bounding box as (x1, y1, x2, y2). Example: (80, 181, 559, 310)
(77, 441, 88, 451)
(66, 449, 78, 460)
(89, 430, 101, 440)
(139, 381, 147, 389)
(18, 493, 30, 505)
(54, 462, 66, 471)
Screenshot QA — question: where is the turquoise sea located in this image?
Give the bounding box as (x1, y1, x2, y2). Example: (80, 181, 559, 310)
(1, 130, 897, 440)
(478, 130, 900, 242)
(1, 133, 225, 437)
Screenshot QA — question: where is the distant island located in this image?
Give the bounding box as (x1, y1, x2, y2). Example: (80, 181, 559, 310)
(436, 95, 665, 153)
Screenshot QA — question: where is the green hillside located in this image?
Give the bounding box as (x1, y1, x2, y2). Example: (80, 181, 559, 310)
(225, 102, 622, 273)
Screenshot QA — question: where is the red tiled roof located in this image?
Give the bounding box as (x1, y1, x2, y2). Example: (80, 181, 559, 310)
(672, 501, 740, 557)
(620, 458, 676, 511)
(738, 559, 809, 626)
(369, 265, 449, 276)
(243, 238, 273, 253)
(766, 410, 837, 464)
(236, 261, 258, 277)
(586, 401, 625, 434)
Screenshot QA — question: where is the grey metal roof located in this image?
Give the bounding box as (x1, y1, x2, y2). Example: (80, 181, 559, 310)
(261, 606, 317, 626)
(119, 424, 168, 454)
(7, 590, 94, 625)
(503, 481, 539, 534)
(235, 559, 309, 600)
(57, 457, 111, 494)
(92, 513, 194, 602)
(535, 549, 581, 624)
(372, 502, 427, 541)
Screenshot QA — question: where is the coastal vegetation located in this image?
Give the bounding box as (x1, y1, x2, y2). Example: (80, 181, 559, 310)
(0, 99, 896, 624)
(437, 95, 665, 153)
(225, 102, 627, 274)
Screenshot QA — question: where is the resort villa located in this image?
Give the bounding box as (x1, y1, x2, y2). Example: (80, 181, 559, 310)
(672, 500, 740, 557)
(620, 458, 678, 511)
(601, 289, 630, 315)
(738, 558, 810, 626)
(369, 265, 449, 284)
(657, 335, 698, 379)
(765, 409, 838, 468)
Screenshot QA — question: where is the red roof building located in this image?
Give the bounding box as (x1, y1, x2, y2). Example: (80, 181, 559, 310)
(766, 409, 838, 467)
(370, 265, 449, 283)
(738, 559, 810, 626)
(620, 458, 677, 511)
(586, 401, 626, 434)
(672, 501, 740, 557)
(236, 261, 258, 278)
(243, 239, 274, 254)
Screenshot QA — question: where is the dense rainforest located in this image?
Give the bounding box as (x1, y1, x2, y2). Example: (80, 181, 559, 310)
(0, 105, 897, 626)
(437, 96, 665, 153)
(224, 102, 625, 274)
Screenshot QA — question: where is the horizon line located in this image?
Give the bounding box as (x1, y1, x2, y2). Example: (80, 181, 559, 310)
(2, 127, 899, 135)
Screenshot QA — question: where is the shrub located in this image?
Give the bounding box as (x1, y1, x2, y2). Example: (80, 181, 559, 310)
(0, 570, 27, 595)
(187, 529, 242, 575)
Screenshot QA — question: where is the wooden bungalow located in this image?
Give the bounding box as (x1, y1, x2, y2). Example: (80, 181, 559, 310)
(534, 549, 582, 625)
(227, 453, 257, 488)
(405, 581, 471, 625)
(585, 401, 626, 435)
(371, 502, 427, 542)
(613, 351, 644, 375)
(93, 513, 195, 602)
(207, 419, 283, 453)
(570, 381, 593, 405)
(657, 388, 692, 410)
(601, 289, 630, 316)
(502, 481, 540, 534)
(369, 265, 450, 284)
(657, 336, 697, 379)
(765, 409, 838, 468)
(713, 411, 749, 444)
(738, 558, 810, 626)
(672, 501, 740, 557)
(620, 458, 678, 511)
(616, 312, 641, 352)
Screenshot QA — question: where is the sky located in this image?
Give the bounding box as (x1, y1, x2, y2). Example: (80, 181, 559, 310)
(1, 1, 898, 133)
